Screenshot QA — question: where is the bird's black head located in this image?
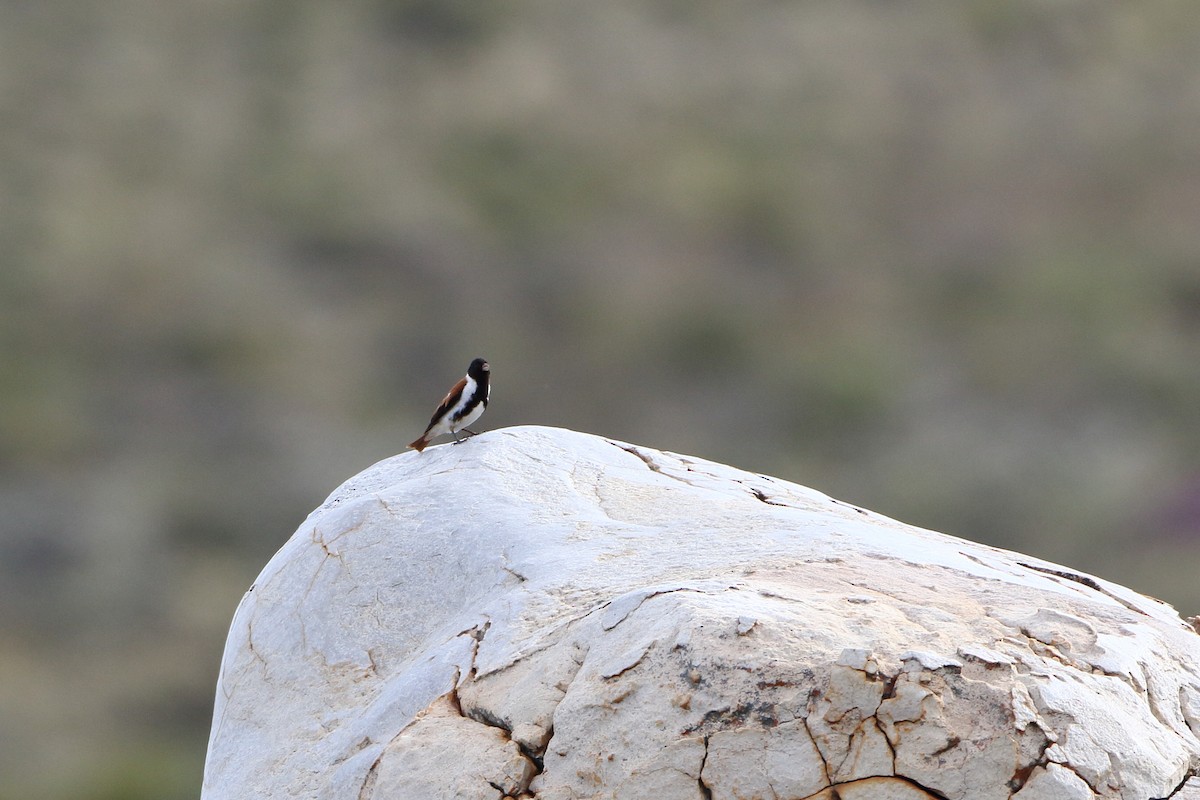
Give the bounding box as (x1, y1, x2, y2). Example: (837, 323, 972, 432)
(468, 358, 490, 378)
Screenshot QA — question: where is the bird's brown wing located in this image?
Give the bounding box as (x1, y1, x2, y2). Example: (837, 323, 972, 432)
(423, 377, 468, 433)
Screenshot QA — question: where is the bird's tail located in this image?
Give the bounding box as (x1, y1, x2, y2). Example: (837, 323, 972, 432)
(408, 436, 429, 452)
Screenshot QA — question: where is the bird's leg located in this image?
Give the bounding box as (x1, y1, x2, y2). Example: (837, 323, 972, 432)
(451, 428, 479, 445)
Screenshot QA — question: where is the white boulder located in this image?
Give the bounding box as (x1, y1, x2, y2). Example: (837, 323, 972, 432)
(202, 426, 1200, 799)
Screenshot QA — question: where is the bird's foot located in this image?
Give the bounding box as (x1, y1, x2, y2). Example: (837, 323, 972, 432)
(451, 424, 477, 443)
(451, 429, 480, 445)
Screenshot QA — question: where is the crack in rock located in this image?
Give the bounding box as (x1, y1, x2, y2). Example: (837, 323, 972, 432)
(749, 487, 788, 507)
(1007, 688, 1055, 793)
(702, 719, 830, 799)
(697, 734, 713, 800)
(831, 498, 871, 516)
(356, 750, 383, 800)
(1160, 774, 1200, 799)
(457, 628, 589, 781)
(457, 619, 492, 679)
(358, 689, 540, 800)
(600, 585, 731, 631)
(613, 442, 669, 475)
(801, 712, 834, 777)
(796, 775, 954, 800)
(1017, 562, 1153, 619)
(461, 701, 547, 779)
(805, 656, 895, 784)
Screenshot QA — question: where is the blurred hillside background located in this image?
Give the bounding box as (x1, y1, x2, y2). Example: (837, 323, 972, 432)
(3, 1, 1200, 797)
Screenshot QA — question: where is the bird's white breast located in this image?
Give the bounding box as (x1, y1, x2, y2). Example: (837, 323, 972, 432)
(448, 376, 484, 432)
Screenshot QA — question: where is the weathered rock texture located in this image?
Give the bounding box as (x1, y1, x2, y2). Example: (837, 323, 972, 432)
(203, 426, 1200, 800)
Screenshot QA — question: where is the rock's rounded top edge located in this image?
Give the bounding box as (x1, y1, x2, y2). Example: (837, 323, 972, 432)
(300, 424, 1195, 632)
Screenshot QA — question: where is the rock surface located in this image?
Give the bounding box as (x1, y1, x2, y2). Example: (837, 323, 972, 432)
(202, 426, 1200, 800)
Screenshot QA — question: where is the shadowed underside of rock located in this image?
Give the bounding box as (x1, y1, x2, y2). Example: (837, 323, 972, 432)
(202, 426, 1200, 800)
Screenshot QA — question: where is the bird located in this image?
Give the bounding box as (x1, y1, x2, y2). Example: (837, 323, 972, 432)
(408, 357, 491, 452)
